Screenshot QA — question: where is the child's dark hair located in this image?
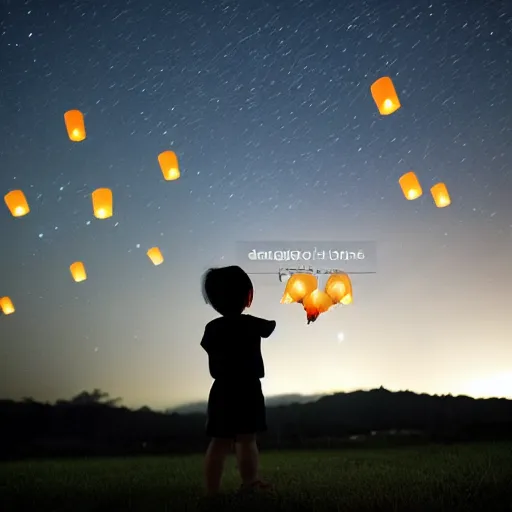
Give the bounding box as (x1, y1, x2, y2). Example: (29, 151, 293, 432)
(201, 265, 253, 316)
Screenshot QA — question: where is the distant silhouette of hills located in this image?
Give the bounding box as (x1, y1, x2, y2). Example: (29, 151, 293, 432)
(1, 387, 511, 460)
(167, 393, 326, 414)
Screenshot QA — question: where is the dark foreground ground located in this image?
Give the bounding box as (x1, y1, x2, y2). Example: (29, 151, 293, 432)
(1, 442, 511, 511)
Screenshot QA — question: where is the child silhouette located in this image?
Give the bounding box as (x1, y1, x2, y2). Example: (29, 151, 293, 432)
(200, 265, 276, 495)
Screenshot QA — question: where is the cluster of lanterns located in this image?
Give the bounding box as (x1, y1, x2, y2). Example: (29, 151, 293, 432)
(281, 273, 353, 324)
(370, 77, 451, 207)
(398, 171, 450, 207)
(1, 110, 179, 315)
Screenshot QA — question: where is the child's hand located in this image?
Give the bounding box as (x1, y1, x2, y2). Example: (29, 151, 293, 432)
(261, 319, 276, 338)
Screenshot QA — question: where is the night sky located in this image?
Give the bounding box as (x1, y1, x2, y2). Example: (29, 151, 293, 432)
(1, 0, 511, 410)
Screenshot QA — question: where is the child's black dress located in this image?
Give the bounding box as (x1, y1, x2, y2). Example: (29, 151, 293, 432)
(200, 314, 276, 439)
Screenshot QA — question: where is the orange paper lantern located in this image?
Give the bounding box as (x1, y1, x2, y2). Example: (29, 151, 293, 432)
(325, 273, 353, 305)
(281, 273, 318, 304)
(370, 77, 401, 115)
(147, 247, 164, 266)
(92, 188, 113, 219)
(399, 171, 422, 200)
(4, 190, 30, 217)
(430, 183, 451, 208)
(70, 262, 87, 282)
(64, 110, 86, 142)
(158, 151, 180, 181)
(0, 296, 15, 315)
(302, 290, 333, 324)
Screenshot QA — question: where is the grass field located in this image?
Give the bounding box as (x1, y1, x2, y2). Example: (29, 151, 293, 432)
(1, 442, 511, 511)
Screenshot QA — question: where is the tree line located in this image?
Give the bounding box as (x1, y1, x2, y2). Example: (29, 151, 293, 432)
(1, 387, 511, 460)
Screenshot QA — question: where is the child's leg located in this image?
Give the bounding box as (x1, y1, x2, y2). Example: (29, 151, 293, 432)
(204, 437, 233, 495)
(234, 433, 260, 486)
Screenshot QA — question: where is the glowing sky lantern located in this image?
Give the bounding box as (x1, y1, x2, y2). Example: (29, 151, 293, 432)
(0, 296, 15, 315)
(399, 171, 422, 201)
(92, 188, 113, 219)
(158, 151, 180, 181)
(64, 110, 86, 142)
(280, 273, 318, 304)
(302, 290, 334, 324)
(325, 273, 353, 305)
(370, 77, 401, 115)
(430, 183, 451, 208)
(147, 247, 164, 266)
(70, 262, 87, 282)
(4, 190, 30, 217)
